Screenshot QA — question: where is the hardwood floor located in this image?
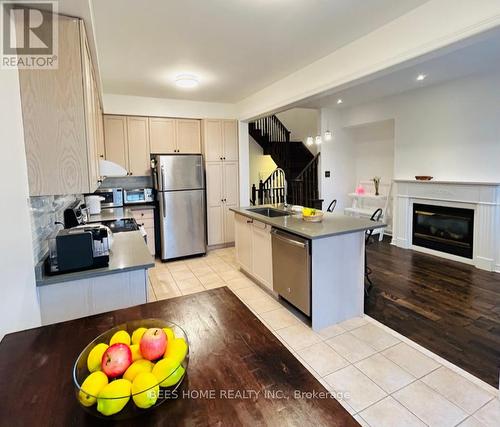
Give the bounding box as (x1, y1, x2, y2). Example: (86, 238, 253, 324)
(365, 237, 500, 388)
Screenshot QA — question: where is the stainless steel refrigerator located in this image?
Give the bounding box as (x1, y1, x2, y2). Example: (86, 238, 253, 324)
(154, 154, 206, 260)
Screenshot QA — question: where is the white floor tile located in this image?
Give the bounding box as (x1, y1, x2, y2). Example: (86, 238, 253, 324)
(458, 416, 488, 427)
(244, 295, 282, 314)
(338, 316, 367, 331)
(276, 324, 322, 351)
(350, 323, 400, 351)
(297, 342, 349, 377)
(225, 277, 256, 290)
(360, 396, 426, 427)
(325, 332, 377, 363)
(259, 308, 300, 330)
(323, 365, 387, 412)
(382, 342, 441, 378)
(472, 398, 500, 427)
(421, 366, 494, 414)
(233, 285, 268, 302)
(353, 414, 371, 427)
(317, 323, 346, 339)
(355, 353, 415, 393)
(393, 380, 467, 427)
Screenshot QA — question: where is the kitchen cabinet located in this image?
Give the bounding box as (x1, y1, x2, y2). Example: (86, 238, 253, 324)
(130, 207, 156, 255)
(103, 115, 151, 176)
(206, 161, 239, 245)
(235, 214, 273, 290)
(149, 117, 176, 153)
(176, 119, 201, 153)
(19, 14, 103, 195)
(202, 119, 238, 161)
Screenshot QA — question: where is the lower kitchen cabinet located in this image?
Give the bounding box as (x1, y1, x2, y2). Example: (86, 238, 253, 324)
(234, 214, 273, 290)
(130, 207, 156, 255)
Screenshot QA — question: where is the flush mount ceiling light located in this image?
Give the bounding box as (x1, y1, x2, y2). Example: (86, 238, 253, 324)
(175, 74, 199, 88)
(315, 136, 322, 145)
(306, 136, 314, 146)
(324, 130, 332, 141)
(416, 74, 427, 81)
(336, 98, 343, 104)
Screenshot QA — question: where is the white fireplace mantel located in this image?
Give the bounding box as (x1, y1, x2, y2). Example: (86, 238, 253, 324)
(392, 179, 500, 272)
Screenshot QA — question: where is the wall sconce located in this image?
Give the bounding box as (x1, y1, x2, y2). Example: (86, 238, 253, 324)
(315, 136, 322, 145)
(324, 130, 332, 141)
(306, 136, 314, 146)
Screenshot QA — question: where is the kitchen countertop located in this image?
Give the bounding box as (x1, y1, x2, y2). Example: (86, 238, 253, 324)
(87, 207, 135, 222)
(35, 230, 154, 286)
(0, 288, 357, 427)
(231, 204, 385, 240)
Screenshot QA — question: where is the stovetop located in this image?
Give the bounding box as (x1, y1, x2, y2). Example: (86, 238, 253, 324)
(99, 218, 139, 233)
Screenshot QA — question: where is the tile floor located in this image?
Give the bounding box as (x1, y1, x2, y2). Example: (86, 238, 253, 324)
(148, 247, 499, 427)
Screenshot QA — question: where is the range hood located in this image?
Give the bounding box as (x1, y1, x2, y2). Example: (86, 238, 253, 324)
(99, 159, 127, 177)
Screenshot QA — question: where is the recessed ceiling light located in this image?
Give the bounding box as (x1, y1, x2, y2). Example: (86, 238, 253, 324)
(337, 98, 343, 104)
(306, 136, 313, 146)
(324, 130, 332, 141)
(175, 74, 199, 88)
(416, 74, 426, 81)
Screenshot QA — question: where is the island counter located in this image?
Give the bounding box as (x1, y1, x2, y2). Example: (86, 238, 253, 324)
(230, 205, 385, 330)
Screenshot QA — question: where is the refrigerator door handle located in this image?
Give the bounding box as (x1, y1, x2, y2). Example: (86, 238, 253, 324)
(162, 193, 167, 218)
(160, 164, 166, 190)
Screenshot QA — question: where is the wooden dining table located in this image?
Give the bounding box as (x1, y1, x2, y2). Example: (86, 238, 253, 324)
(0, 287, 358, 426)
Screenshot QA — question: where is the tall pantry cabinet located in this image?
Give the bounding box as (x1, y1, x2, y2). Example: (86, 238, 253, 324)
(202, 120, 239, 246)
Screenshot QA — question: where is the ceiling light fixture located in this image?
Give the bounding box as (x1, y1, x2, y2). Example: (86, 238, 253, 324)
(337, 98, 343, 104)
(175, 74, 199, 88)
(416, 74, 426, 81)
(324, 130, 332, 141)
(315, 136, 322, 145)
(306, 136, 314, 146)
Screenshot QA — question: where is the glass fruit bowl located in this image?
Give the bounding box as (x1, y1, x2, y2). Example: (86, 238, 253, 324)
(73, 318, 189, 420)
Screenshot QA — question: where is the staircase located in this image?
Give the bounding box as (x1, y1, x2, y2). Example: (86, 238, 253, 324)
(249, 114, 323, 209)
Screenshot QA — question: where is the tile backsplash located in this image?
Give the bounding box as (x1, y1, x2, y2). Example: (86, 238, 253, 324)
(99, 176, 152, 190)
(29, 195, 82, 263)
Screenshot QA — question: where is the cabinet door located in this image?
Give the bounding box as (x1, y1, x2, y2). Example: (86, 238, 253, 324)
(224, 204, 236, 244)
(176, 119, 201, 153)
(235, 214, 253, 272)
(203, 119, 223, 161)
(223, 162, 239, 205)
(252, 221, 273, 289)
(96, 97, 105, 160)
(223, 120, 239, 161)
(126, 116, 150, 176)
(205, 163, 223, 207)
(145, 227, 155, 255)
(149, 117, 176, 153)
(104, 115, 128, 170)
(208, 206, 224, 246)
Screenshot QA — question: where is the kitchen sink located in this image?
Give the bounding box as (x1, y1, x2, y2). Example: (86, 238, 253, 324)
(246, 208, 291, 218)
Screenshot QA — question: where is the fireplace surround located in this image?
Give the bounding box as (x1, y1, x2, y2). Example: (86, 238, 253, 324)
(392, 180, 500, 272)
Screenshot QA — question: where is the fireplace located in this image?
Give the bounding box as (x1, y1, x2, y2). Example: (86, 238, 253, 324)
(412, 203, 474, 259)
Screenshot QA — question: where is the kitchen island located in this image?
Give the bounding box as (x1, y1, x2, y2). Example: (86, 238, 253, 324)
(231, 205, 384, 330)
(0, 288, 357, 426)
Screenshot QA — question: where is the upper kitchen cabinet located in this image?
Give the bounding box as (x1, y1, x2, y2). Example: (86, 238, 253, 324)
(104, 115, 128, 170)
(202, 119, 239, 161)
(149, 117, 176, 153)
(19, 14, 104, 196)
(176, 119, 201, 153)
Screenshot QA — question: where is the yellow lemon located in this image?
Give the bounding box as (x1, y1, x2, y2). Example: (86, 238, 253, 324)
(78, 371, 108, 407)
(152, 357, 184, 387)
(164, 338, 188, 364)
(162, 327, 175, 345)
(96, 379, 132, 416)
(109, 330, 131, 346)
(302, 207, 312, 216)
(131, 372, 159, 409)
(87, 343, 108, 373)
(131, 327, 147, 345)
(130, 344, 142, 362)
(123, 359, 154, 382)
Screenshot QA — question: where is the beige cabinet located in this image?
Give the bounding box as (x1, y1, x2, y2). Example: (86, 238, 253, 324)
(104, 115, 128, 169)
(206, 161, 239, 246)
(149, 117, 176, 153)
(202, 119, 238, 161)
(19, 14, 103, 195)
(176, 119, 201, 153)
(130, 208, 156, 255)
(235, 214, 253, 272)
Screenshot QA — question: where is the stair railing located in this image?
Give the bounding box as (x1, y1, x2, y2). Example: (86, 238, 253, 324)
(250, 114, 290, 144)
(290, 153, 321, 208)
(250, 168, 286, 205)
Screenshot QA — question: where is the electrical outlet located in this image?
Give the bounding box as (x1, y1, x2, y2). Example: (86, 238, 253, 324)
(325, 171, 331, 178)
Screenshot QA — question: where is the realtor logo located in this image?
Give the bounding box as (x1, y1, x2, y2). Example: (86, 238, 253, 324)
(1, 1, 58, 69)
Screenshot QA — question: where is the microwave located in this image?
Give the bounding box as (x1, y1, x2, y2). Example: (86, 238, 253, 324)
(93, 188, 123, 208)
(123, 188, 154, 205)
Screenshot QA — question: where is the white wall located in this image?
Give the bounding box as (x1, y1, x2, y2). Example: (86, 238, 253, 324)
(103, 93, 237, 119)
(0, 69, 41, 339)
(320, 70, 500, 210)
(249, 137, 277, 187)
(276, 108, 319, 144)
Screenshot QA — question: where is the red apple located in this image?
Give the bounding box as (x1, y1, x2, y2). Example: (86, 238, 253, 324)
(140, 328, 167, 360)
(101, 343, 132, 378)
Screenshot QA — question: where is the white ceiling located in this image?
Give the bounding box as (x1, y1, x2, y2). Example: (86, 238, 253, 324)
(91, 0, 428, 103)
(299, 28, 500, 109)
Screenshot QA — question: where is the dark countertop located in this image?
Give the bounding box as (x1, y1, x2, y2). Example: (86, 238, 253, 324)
(231, 204, 385, 240)
(35, 231, 154, 286)
(0, 288, 358, 427)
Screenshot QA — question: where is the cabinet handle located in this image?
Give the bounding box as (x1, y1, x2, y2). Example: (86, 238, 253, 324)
(220, 157, 222, 160)
(223, 157, 226, 160)
(99, 154, 104, 158)
(247, 219, 253, 224)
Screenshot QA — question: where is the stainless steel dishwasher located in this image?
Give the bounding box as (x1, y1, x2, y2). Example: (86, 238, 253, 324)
(271, 228, 311, 316)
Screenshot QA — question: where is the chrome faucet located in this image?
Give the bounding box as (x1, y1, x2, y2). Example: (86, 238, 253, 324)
(284, 177, 288, 208)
